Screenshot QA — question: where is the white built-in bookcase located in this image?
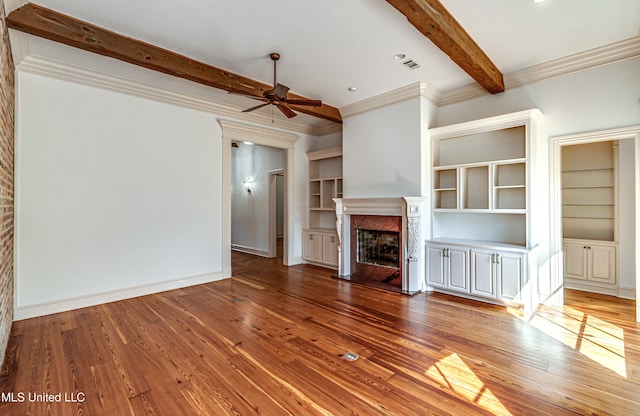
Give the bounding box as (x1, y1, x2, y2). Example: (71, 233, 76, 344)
(304, 147, 342, 269)
(426, 110, 545, 309)
(430, 111, 543, 248)
(561, 141, 617, 242)
(307, 146, 343, 230)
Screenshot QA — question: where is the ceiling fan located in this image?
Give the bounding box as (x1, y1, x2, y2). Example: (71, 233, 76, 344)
(235, 53, 322, 119)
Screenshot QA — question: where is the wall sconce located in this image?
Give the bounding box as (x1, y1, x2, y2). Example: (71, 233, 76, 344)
(243, 176, 255, 193)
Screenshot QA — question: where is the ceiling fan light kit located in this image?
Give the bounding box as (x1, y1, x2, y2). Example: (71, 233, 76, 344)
(236, 52, 323, 119)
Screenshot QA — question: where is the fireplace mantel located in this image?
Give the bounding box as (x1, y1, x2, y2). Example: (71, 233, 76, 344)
(334, 197, 426, 294)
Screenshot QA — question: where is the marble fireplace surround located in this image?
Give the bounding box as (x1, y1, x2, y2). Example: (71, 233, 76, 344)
(334, 197, 426, 294)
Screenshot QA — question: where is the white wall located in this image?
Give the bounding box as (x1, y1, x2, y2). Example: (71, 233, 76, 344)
(16, 72, 225, 317)
(231, 143, 284, 253)
(343, 97, 426, 198)
(438, 58, 640, 134)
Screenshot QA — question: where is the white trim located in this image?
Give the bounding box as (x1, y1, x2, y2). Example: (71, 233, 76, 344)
(341, 82, 440, 118)
(231, 244, 271, 258)
(268, 168, 285, 258)
(14, 271, 228, 320)
(549, 125, 640, 320)
(429, 109, 543, 139)
(218, 119, 298, 149)
(15, 54, 341, 136)
(618, 287, 636, 300)
(440, 36, 640, 106)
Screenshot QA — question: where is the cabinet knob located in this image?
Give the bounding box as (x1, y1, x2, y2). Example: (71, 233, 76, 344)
(331, 236, 335, 243)
(496, 254, 500, 264)
(309, 234, 314, 240)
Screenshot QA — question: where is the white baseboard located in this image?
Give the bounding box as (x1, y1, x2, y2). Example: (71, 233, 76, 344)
(14, 270, 230, 320)
(231, 244, 272, 258)
(618, 287, 637, 300)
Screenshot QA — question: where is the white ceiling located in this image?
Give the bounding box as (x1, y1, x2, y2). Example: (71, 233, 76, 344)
(8, 0, 640, 112)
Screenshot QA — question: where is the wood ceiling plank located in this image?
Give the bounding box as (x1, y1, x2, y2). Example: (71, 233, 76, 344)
(386, 0, 505, 94)
(6, 3, 343, 123)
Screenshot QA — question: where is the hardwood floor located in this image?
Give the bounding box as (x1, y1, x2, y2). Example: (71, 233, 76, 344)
(1, 252, 639, 415)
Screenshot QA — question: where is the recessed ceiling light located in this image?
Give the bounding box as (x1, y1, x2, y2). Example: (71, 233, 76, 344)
(348, 86, 358, 92)
(393, 53, 406, 60)
(243, 141, 254, 145)
(533, 0, 544, 3)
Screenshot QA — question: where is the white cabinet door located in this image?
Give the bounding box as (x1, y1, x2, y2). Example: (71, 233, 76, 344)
(564, 242, 587, 280)
(496, 252, 524, 302)
(302, 231, 322, 262)
(322, 234, 339, 267)
(470, 249, 495, 297)
(563, 240, 617, 285)
(447, 248, 469, 293)
(588, 245, 616, 284)
(426, 245, 446, 288)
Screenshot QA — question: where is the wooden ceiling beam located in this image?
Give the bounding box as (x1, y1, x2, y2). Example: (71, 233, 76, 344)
(386, 0, 504, 94)
(6, 3, 342, 123)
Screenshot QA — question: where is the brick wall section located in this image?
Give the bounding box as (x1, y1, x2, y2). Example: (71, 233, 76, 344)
(0, 1, 15, 370)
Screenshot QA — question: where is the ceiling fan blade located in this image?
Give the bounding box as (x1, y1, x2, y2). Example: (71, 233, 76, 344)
(242, 103, 271, 113)
(277, 103, 297, 118)
(274, 83, 290, 99)
(286, 99, 322, 107)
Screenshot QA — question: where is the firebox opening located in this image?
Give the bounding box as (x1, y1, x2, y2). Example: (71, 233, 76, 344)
(356, 229, 400, 269)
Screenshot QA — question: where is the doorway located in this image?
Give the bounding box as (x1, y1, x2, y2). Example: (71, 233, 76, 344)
(561, 141, 619, 295)
(549, 126, 640, 321)
(230, 142, 285, 259)
(219, 119, 299, 273)
(269, 168, 285, 262)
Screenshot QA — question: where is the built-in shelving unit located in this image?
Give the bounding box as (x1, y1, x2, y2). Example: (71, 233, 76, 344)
(561, 141, 616, 241)
(433, 129, 527, 215)
(427, 110, 545, 310)
(304, 146, 342, 268)
(561, 141, 618, 295)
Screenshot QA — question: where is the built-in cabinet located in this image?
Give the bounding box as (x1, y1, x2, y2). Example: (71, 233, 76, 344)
(427, 110, 545, 309)
(426, 244, 469, 292)
(563, 239, 617, 286)
(561, 141, 619, 295)
(302, 229, 338, 268)
(427, 241, 527, 304)
(304, 147, 342, 268)
(470, 248, 525, 302)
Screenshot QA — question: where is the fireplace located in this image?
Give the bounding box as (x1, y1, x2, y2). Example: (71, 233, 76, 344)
(357, 229, 400, 268)
(334, 197, 426, 295)
(349, 215, 403, 290)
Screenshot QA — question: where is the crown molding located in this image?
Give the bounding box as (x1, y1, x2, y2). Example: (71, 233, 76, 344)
(428, 109, 543, 139)
(16, 55, 341, 137)
(340, 36, 640, 114)
(439, 35, 640, 106)
(218, 119, 299, 149)
(341, 82, 440, 118)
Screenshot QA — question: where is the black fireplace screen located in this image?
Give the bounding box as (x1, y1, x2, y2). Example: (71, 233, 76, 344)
(356, 229, 400, 269)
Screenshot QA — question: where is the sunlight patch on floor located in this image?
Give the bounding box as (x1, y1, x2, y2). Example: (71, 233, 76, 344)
(523, 306, 627, 378)
(425, 353, 513, 416)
